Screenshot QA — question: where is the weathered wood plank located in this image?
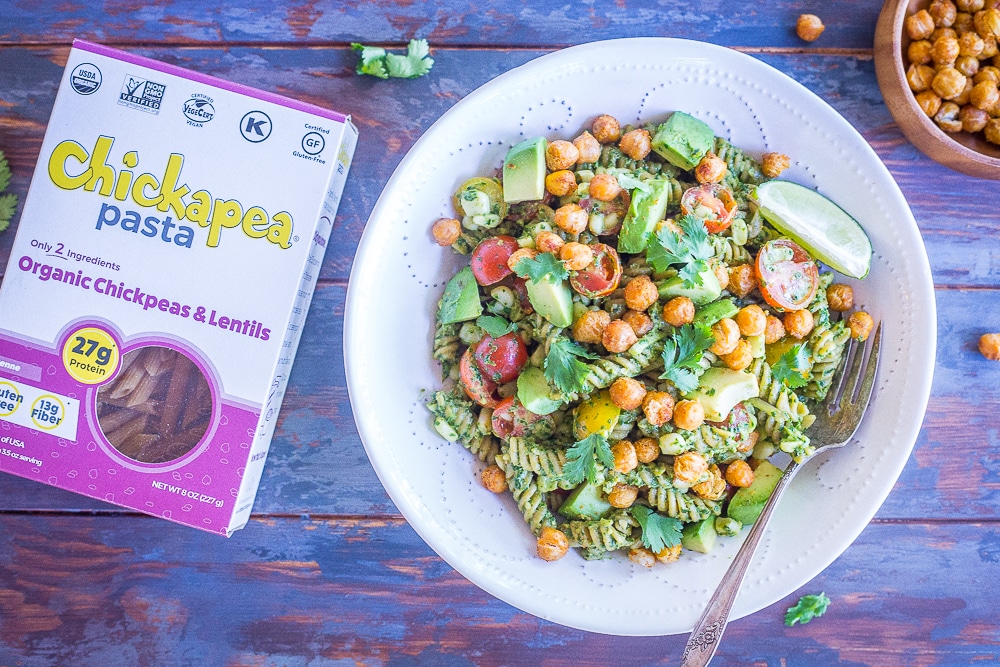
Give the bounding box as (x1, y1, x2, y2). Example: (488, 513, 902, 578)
(0, 46, 995, 288)
(0, 286, 997, 522)
(0, 2, 881, 49)
(0, 515, 995, 666)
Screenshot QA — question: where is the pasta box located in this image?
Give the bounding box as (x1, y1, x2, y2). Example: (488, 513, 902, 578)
(0, 40, 357, 535)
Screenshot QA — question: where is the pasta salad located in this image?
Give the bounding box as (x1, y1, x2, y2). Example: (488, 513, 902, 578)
(426, 110, 873, 565)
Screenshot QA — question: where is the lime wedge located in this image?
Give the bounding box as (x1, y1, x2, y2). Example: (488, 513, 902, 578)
(756, 180, 872, 279)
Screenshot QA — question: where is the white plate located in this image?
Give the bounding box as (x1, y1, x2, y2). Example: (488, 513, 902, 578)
(344, 38, 936, 636)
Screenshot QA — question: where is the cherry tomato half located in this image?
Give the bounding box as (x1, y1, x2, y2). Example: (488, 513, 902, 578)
(474, 332, 528, 384)
(570, 243, 623, 298)
(491, 396, 549, 438)
(470, 236, 519, 286)
(708, 402, 754, 444)
(510, 277, 535, 314)
(459, 348, 501, 407)
(754, 239, 819, 312)
(680, 184, 737, 233)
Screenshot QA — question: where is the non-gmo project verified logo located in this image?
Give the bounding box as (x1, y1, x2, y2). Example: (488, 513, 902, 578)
(182, 95, 215, 127)
(118, 75, 166, 114)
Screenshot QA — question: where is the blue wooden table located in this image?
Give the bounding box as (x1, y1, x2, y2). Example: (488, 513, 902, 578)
(0, 2, 998, 665)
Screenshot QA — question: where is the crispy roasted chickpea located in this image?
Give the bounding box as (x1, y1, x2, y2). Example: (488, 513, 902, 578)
(796, 13, 825, 41)
(761, 152, 791, 178)
(957, 0, 984, 13)
(560, 241, 594, 271)
(986, 117, 1000, 143)
(656, 544, 682, 564)
(608, 483, 639, 508)
(673, 399, 705, 431)
(622, 309, 654, 337)
(827, 284, 855, 311)
(642, 391, 675, 426)
(955, 10, 976, 34)
(634, 437, 660, 464)
(736, 304, 767, 337)
(573, 130, 602, 164)
(673, 451, 709, 486)
(908, 9, 937, 39)
(662, 296, 695, 327)
(554, 203, 589, 234)
(764, 314, 786, 345)
(909, 39, 935, 66)
(507, 247, 538, 271)
(728, 263, 758, 298)
(693, 464, 727, 500)
(848, 311, 875, 340)
(725, 460, 755, 488)
(957, 53, 982, 76)
(431, 217, 462, 246)
(709, 317, 741, 356)
(609, 376, 647, 411)
(482, 465, 508, 493)
(712, 260, 731, 291)
(695, 151, 728, 184)
(612, 440, 638, 474)
(975, 7, 1000, 39)
(721, 339, 753, 372)
(535, 230, 565, 254)
(936, 101, 964, 131)
(588, 172, 622, 202)
(536, 526, 569, 561)
(933, 37, 962, 67)
(572, 309, 611, 344)
(984, 34, 1000, 58)
(784, 308, 815, 339)
(603, 319, 638, 353)
(962, 103, 991, 130)
(932, 26, 958, 42)
(960, 30, 986, 56)
(592, 114, 621, 143)
(976, 65, 1000, 84)
(907, 63, 937, 91)
(629, 546, 657, 568)
(954, 76, 975, 105)
(979, 333, 1000, 360)
(546, 140, 580, 171)
(931, 0, 958, 27)
(619, 129, 652, 160)
(545, 169, 578, 197)
(972, 79, 1000, 108)
(624, 275, 659, 311)
(916, 89, 944, 116)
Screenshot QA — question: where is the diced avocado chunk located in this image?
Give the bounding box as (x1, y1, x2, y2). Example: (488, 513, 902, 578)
(685, 367, 759, 422)
(727, 460, 783, 525)
(437, 266, 483, 324)
(525, 276, 574, 328)
(503, 137, 547, 203)
(651, 112, 715, 171)
(692, 298, 739, 327)
(656, 267, 722, 305)
(618, 176, 672, 254)
(747, 334, 766, 359)
(558, 480, 612, 520)
(517, 366, 563, 415)
(714, 516, 743, 537)
(681, 517, 718, 554)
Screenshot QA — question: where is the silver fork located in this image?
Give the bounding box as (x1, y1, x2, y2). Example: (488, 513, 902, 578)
(680, 323, 882, 667)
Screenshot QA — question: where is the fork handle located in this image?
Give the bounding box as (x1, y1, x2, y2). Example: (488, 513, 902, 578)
(680, 460, 801, 667)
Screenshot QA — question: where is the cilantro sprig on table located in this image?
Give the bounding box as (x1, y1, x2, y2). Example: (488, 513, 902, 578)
(771, 344, 812, 389)
(646, 214, 714, 287)
(513, 252, 569, 284)
(784, 592, 831, 626)
(631, 505, 683, 553)
(0, 151, 18, 233)
(561, 434, 614, 485)
(660, 323, 715, 393)
(544, 337, 598, 395)
(351, 39, 434, 79)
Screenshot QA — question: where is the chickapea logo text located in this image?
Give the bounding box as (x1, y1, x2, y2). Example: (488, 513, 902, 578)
(47, 135, 293, 249)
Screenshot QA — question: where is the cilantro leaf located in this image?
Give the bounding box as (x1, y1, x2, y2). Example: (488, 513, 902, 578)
(562, 434, 613, 485)
(476, 315, 516, 338)
(544, 337, 598, 395)
(352, 39, 434, 80)
(0, 151, 11, 193)
(678, 214, 714, 262)
(646, 225, 689, 272)
(771, 344, 812, 389)
(631, 505, 683, 553)
(513, 252, 569, 284)
(615, 172, 652, 194)
(784, 592, 831, 626)
(660, 323, 715, 392)
(0, 194, 16, 233)
(645, 215, 713, 288)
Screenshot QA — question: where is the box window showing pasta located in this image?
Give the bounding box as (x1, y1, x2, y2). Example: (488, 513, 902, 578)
(0, 41, 357, 534)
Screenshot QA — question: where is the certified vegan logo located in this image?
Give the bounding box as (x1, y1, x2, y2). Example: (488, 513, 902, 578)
(70, 63, 102, 95)
(118, 75, 166, 114)
(182, 95, 215, 126)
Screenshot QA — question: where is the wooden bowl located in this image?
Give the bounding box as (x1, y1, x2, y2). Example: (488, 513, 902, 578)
(874, 0, 1000, 179)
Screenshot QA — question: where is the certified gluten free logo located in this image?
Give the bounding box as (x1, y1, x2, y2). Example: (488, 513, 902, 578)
(70, 63, 102, 95)
(119, 74, 166, 114)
